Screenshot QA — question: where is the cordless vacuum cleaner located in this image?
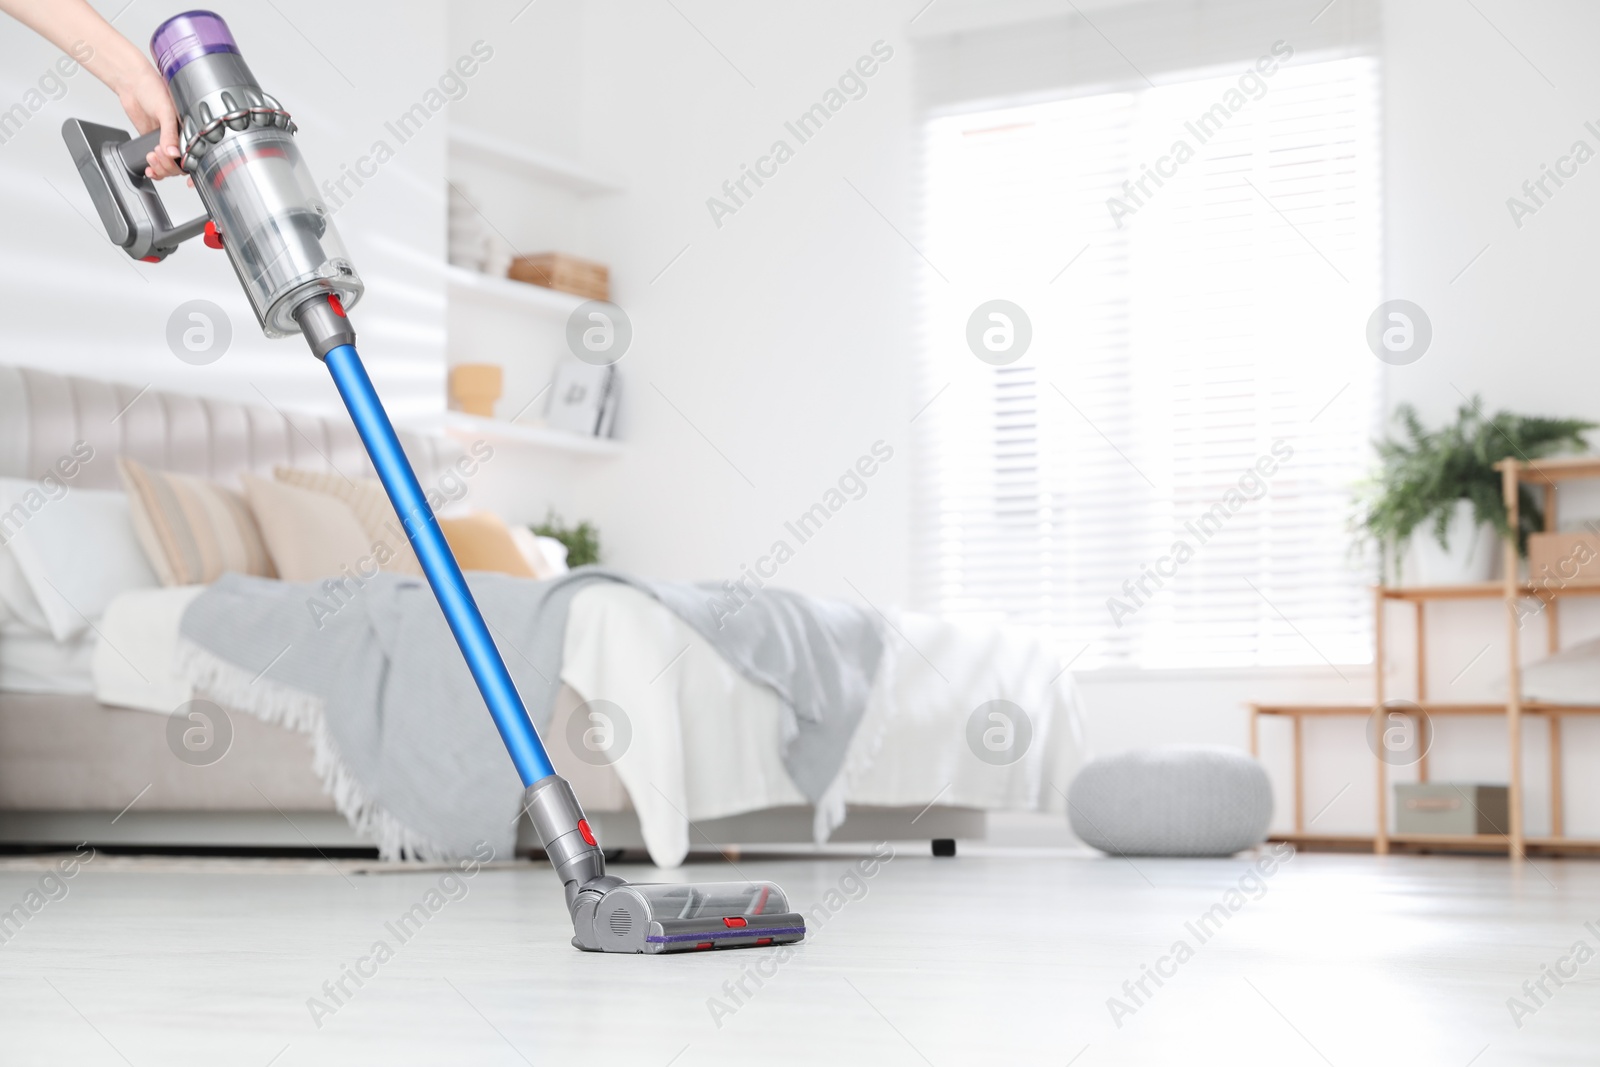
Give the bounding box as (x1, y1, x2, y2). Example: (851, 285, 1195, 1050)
(62, 11, 804, 955)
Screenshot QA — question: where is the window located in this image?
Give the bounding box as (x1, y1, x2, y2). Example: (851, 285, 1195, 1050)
(914, 54, 1381, 670)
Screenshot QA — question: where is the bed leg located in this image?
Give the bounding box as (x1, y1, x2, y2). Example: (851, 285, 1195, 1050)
(931, 839, 956, 857)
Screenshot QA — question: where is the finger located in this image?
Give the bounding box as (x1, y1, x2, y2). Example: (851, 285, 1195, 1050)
(147, 148, 179, 180)
(155, 107, 182, 179)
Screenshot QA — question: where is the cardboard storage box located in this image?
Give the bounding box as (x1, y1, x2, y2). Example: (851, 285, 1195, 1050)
(508, 253, 610, 301)
(1528, 531, 1600, 587)
(1395, 783, 1509, 835)
(448, 363, 503, 418)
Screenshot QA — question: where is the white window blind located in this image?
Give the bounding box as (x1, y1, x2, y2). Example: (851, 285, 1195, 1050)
(913, 54, 1381, 670)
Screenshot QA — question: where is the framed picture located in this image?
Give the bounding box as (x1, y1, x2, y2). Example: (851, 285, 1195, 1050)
(546, 356, 615, 437)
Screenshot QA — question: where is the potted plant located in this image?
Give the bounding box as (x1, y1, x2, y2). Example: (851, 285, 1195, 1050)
(1355, 399, 1594, 585)
(531, 511, 602, 569)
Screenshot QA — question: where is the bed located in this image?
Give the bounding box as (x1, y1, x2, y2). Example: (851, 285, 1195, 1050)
(0, 365, 1086, 865)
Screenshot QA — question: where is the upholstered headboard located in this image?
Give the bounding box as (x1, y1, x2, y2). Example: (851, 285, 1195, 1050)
(0, 364, 457, 489)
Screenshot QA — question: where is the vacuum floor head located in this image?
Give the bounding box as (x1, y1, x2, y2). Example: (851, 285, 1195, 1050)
(577, 880, 806, 955)
(524, 776, 806, 954)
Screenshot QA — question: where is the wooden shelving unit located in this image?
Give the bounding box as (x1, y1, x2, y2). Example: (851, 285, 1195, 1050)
(1252, 456, 1600, 860)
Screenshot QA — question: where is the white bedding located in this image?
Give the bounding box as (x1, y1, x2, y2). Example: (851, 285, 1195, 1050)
(91, 586, 204, 712)
(0, 627, 96, 694)
(92, 582, 1087, 866)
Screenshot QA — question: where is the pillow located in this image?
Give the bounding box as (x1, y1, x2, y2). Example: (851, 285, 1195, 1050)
(0, 544, 51, 633)
(439, 512, 536, 577)
(241, 474, 377, 582)
(273, 467, 424, 576)
(117, 457, 276, 586)
(0, 478, 160, 641)
(536, 535, 570, 574)
(508, 526, 562, 580)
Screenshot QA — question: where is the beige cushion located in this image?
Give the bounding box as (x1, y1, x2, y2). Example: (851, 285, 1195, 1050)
(241, 474, 376, 582)
(117, 457, 275, 586)
(273, 467, 423, 576)
(439, 512, 536, 577)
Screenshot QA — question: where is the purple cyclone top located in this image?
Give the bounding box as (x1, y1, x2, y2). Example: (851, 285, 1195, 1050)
(150, 10, 238, 81)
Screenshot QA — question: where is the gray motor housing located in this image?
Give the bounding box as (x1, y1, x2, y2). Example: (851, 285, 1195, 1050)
(167, 50, 362, 336)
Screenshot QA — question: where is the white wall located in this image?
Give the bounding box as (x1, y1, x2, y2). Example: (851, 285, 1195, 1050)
(563, 0, 917, 605)
(0, 0, 447, 418)
(443, 0, 595, 522)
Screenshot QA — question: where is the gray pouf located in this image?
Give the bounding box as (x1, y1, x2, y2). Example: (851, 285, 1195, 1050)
(1067, 745, 1272, 857)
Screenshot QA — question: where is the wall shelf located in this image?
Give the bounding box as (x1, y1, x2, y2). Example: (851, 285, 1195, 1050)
(448, 126, 624, 195)
(445, 265, 586, 318)
(433, 412, 623, 458)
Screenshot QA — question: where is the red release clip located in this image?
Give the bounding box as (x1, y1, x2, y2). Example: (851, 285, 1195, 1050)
(577, 819, 596, 847)
(202, 221, 223, 249)
(722, 917, 747, 928)
(328, 294, 346, 318)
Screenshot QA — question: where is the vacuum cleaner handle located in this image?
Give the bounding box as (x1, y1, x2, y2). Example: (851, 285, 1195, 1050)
(60, 118, 210, 263)
(114, 128, 164, 175)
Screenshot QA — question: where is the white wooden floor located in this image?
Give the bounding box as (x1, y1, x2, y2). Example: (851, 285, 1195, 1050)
(0, 844, 1596, 1065)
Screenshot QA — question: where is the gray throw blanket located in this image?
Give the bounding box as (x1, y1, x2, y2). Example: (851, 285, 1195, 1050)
(175, 567, 882, 861)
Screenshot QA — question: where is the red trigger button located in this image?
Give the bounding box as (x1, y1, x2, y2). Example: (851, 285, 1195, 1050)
(202, 221, 223, 249)
(578, 819, 596, 847)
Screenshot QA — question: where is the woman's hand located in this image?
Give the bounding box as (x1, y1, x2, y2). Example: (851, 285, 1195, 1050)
(110, 60, 182, 179)
(0, 0, 183, 178)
